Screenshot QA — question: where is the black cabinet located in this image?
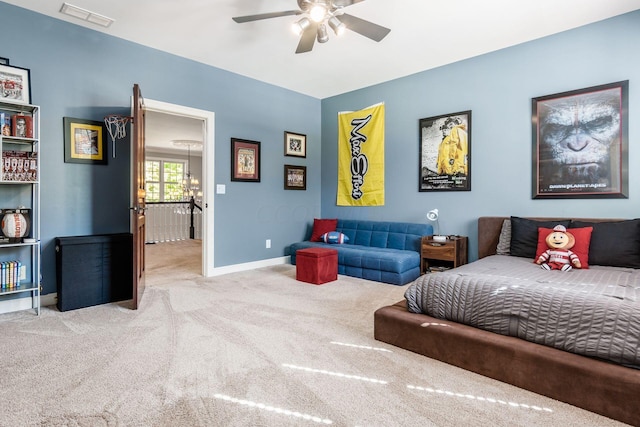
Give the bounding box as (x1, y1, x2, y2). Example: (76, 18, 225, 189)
(55, 233, 133, 312)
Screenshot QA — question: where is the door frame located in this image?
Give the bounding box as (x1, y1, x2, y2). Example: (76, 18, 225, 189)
(143, 98, 215, 277)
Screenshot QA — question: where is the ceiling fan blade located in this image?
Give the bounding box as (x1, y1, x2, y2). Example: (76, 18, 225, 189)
(337, 13, 391, 42)
(232, 10, 300, 23)
(295, 22, 318, 54)
(333, 0, 367, 7)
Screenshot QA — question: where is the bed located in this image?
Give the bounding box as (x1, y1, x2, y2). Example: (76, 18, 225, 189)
(374, 217, 640, 426)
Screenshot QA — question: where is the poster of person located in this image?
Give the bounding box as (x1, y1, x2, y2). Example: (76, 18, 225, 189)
(419, 110, 471, 192)
(532, 81, 628, 199)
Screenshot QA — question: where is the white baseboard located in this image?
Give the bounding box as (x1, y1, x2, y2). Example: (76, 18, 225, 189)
(0, 296, 38, 315)
(208, 256, 291, 277)
(3, 259, 291, 314)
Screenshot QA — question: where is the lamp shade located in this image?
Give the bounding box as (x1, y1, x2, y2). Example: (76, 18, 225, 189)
(426, 208, 444, 240)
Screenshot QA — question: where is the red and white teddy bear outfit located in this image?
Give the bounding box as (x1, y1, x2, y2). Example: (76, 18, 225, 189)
(535, 225, 582, 271)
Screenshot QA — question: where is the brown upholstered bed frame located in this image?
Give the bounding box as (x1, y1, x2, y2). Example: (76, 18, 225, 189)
(374, 217, 640, 426)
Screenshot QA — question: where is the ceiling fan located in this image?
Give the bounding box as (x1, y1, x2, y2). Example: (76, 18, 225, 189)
(232, 0, 391, 54)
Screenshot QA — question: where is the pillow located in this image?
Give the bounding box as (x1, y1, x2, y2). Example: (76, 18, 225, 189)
(570, 219, 640, 268)
(496, 219, 511, 255)
(510, 217, 571, 258)
(535, 226, 593, 268)
(320, 231, 349, 244)
(310, 218, 338, 242)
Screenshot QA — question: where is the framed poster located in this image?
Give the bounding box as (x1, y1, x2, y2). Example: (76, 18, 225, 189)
(0, 64, 31, 105)
(532, 80, 628, 199)
(284, 164, 306, 190)
(231, 138, 260, 182)
(419, 110, 471, 192)
(63, 117, 108, 165)
(284, 131, 306, 157)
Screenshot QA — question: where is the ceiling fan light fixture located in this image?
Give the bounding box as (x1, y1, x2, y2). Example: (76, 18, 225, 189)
(328, 16, 345, 36)
(317, 24, 329, 43)
(309, 4, 327, 22)
(292, 17, 311, 36)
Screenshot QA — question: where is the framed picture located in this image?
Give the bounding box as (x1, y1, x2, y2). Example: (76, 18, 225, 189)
(284, 164, 306, 190)
(231, 138, 260, 182)
(0, 57, 9, 65)
(284, 131, 306, 158)
(532, 80, 628, 199)
(419, 110, 471, 192)
(63, 117, 108, 165)
(0, 64, 31, 105)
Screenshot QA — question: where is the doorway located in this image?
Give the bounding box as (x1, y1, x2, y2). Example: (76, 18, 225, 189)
(143, 99, 215, 277)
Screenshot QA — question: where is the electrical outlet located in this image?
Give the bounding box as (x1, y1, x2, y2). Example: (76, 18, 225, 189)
(266, 239, 271, 249)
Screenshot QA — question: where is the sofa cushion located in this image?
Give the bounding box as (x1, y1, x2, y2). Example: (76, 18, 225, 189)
(310, 218, 337, 242)
(336, 220, 431, 251)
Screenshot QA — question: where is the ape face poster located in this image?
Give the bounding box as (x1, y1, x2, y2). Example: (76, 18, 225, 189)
(532, 81, 628, 199)
(419, 111, 471, 192)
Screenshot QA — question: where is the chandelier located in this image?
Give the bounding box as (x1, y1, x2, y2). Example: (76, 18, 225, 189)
(171, 140, 203, 203)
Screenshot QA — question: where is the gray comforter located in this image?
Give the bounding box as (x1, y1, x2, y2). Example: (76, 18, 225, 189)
(405, 255, 640, 368)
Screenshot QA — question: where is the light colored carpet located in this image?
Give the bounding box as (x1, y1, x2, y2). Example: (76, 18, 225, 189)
(0, 241, 627, 426)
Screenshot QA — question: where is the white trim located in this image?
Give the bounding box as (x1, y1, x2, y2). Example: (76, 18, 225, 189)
(0, 297, 37, 315)
(142, 99, 215, 277)
(210, 256, 292, 277)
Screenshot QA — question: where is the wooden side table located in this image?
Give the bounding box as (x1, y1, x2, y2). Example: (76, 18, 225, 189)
(420, 236, 468, 274)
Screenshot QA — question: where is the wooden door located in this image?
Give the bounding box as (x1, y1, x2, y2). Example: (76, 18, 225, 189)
(131, 83, 146, 309)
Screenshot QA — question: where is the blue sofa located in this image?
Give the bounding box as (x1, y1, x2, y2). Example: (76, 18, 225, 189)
(289, 219, 432, 285)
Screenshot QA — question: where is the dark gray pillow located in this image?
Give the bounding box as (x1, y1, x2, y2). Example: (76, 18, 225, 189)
(570, 219, 640, 268)
(509, 216, 571, 259)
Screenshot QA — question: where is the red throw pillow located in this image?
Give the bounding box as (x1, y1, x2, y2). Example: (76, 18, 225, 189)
(310, 218, 338, 242)
(535, 226, 593, 268)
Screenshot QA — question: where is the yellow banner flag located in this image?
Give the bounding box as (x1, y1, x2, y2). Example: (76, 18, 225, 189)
(337, 102, 385, 206)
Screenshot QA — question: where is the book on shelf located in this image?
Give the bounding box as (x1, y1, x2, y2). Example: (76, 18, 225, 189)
(0, 112, 10, 136)
(1, 260, 22, 289)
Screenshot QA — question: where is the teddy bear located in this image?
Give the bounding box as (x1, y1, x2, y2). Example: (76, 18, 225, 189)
(535, 224, 582, 271)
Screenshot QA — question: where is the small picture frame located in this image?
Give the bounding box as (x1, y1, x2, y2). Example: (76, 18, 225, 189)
(231, 138, 260, 182)
(0, 57, 9, 65)
(63, 117, 108, 165)
(0, 64, 31, 105)
(284, 131, 306, 158)
(284, 164, 306, 190)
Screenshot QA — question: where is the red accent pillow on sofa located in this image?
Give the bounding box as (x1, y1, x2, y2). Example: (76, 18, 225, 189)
(534, 227, 593, 268)
(310, 218, 338, 242)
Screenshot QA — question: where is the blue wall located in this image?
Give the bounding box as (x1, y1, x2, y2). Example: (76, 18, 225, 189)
(1, 3, 639, 295)
(0, 3, 321, 294)
(321, 10, 640, 261)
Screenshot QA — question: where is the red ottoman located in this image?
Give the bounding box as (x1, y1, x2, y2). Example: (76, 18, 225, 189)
(296, 247, 338, 285)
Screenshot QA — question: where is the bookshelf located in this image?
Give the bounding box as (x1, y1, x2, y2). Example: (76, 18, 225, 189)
(0, 100, 40, 315)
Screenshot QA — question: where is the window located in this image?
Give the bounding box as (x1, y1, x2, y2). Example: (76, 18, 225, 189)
(145, 160, 185, 202)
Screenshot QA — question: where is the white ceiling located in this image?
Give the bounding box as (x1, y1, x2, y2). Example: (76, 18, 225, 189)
(6, 0, 640, 150)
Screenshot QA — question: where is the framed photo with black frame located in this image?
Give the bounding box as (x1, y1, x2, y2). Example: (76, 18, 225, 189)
(0, 63, 31, 105)
(532, 80, 628, 199)
(284, 131, 306, 158)
(231, 138, 261, 182)
(419, 110, 471, 192)
(284, 164, 306, 190)
(63, 117, 108, 165)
